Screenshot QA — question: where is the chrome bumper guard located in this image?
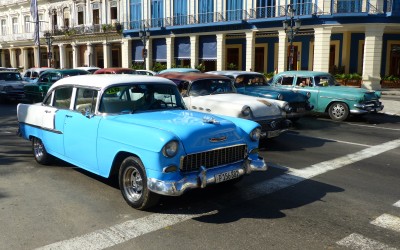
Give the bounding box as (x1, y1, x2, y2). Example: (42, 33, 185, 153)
(352, 102, 384, 114)
(147, 156, 267, 196)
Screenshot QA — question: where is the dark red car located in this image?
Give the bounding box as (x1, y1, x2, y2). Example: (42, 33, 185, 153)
(93, 67, 138, 74)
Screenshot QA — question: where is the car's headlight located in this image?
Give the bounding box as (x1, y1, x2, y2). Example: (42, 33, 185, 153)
(162, 140, 179, 158)
(306, 92, 311, 98)
(277, 93, 283, 100)
(250, 127, 261, 141)
(282, 103, 292, 112)
(241, 106, 251, 116)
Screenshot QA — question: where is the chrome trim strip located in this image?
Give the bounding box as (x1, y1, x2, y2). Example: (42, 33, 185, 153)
(19, 122, 63, 134)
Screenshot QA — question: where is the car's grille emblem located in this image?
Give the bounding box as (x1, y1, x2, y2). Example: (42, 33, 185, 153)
(209, 136, 227, 143)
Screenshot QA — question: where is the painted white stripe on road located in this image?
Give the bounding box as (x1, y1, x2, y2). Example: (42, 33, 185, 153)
(371, 214, 400, 233)
(288, 132, 372, 147)
(337, 233, 397, 250)
(394, 201, 400, 208)
(36, 139, 400, 250)
(347, 122, 400, 132)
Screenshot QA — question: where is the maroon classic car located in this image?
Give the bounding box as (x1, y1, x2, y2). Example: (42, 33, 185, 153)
(93, 67, 138, 74)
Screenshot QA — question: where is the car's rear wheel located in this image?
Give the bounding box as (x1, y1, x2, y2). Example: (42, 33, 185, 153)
(32, 137, 52, 165)
(119, 156, 160, 210)
(328, 102, 349, 121)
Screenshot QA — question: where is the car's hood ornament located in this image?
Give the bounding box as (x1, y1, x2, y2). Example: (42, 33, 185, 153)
(209, 136, 227, 143)
(203, 115, 220, 125)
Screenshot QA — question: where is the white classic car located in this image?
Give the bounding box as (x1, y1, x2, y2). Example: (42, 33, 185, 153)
(17, 74, 267, 210)
(158, 72, 292, 139)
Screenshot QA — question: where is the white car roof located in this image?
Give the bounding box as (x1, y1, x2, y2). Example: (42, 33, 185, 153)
(49, 74, 175, 92)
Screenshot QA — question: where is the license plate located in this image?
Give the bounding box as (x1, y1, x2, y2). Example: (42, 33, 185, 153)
(267, 130, 281, 138)
(215, 170, 240, 183)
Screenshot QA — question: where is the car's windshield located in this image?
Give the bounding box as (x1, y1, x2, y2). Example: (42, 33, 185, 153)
(99, 83, 186, 114)
(234, 74, 269, 87)
(0, 72, 22, 81)
(314, 75, 338, 86)
(189, 79, 235, 96)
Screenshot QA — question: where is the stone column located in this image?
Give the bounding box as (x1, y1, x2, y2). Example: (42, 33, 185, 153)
(313, 27, 332, 72)
(0, 50, 6, 67)
(277, 30, 287, 73)
(166, 36, 174, 69)
(72, 43, 79, 68)
(58, 44, 66, 69)
(9, 48, 17, 68)
(121, 39, 132, 68)
(362, 25, 384, 90)
(245, 30, 256, 71)
(33, 46, 40, 68)
(190, 35, 198, 69)
(103, 41, 111, 68)
(86, 43, 94, 66)
(216, 33, 226, 71)
(22, 48, 29, 70)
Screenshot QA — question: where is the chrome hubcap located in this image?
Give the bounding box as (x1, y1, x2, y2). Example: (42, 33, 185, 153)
(33, 139, 44, 160)
(123, 167, 143, 202)
(332, 104, 345, 118)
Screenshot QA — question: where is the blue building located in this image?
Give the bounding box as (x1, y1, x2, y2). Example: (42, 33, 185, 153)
(122, 0, 399, 89)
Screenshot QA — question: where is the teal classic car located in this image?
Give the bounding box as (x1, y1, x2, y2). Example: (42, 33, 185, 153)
(24, 69, 90, 103)
(17, 74, 266, 210)
(268, 71, 384, 121)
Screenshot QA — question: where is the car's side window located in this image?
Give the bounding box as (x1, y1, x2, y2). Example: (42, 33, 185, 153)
(24, 71, 31, 78)
(53, 87, 73, 109)
(281, 76, 294, 85)
(74, 88, 98, 114)
(39, 73, 49, 83)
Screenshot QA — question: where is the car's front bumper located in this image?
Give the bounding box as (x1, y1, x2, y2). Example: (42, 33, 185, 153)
(147, 155, 266, 196)
(351, 102, 384, 114)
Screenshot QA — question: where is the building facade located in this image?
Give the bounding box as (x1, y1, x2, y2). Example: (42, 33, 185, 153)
(0, 0, 399, 90)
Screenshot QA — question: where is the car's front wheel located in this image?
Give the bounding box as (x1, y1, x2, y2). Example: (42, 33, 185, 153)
(328, 102, 349, 121)
(119, 156, 160, 210)
(32, 137, 52, 165)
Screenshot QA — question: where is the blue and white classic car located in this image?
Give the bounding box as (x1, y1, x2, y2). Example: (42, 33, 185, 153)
(17, 75, 266, 210)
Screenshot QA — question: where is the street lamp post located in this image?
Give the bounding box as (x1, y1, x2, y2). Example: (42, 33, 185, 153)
(283, 4, 301, 71)
(138, 27, 150, 70)
(44, 32, 54, 67)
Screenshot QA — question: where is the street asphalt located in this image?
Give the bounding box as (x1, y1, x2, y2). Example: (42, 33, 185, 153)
(381, 88, 400, 116)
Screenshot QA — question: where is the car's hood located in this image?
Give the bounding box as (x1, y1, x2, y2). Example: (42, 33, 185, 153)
(107, 110, 249, 153)
(187, 93, 285, 118)
(318, 86, 381, 100)
(240, 86, 308, 102)
(0, 81, 24, 90)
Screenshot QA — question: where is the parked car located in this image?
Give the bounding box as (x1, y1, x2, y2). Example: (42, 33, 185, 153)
(23, 69, 90, 103)
(22, 67, 54, 83)
(0, 71, 26, 103)
(75, 66, 101, 74)
(93, 67, 137, 74)
(135, 69, 157, 76)
(17, 74, 266, 209)
(207, 70, 313, 120)
(158, 72, 292, 139)
(158, 68, 200, 74)
(268, 70, 384, 121)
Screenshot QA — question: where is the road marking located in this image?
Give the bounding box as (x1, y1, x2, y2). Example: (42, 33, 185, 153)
(336, 233, 397, 250)
(36, 138, 400, 250)
(394, 201, 400, 208)
(371, 214, 400, 233)
(347, 122, 400, 132)
(288, 132, 372, 147)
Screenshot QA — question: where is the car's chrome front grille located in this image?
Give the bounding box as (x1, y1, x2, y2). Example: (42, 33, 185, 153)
(180, 144, 247, 172)
(257, 119, 286, 132)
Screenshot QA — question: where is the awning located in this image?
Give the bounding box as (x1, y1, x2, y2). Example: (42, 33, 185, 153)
(152, 38, 166, 62)
(174, 37, 190, 59)
(133, 40, 144, 62)
(199, 35, 216, 60)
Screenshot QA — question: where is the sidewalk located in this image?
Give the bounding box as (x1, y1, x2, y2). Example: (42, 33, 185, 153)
(381, 88, 400, 116)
